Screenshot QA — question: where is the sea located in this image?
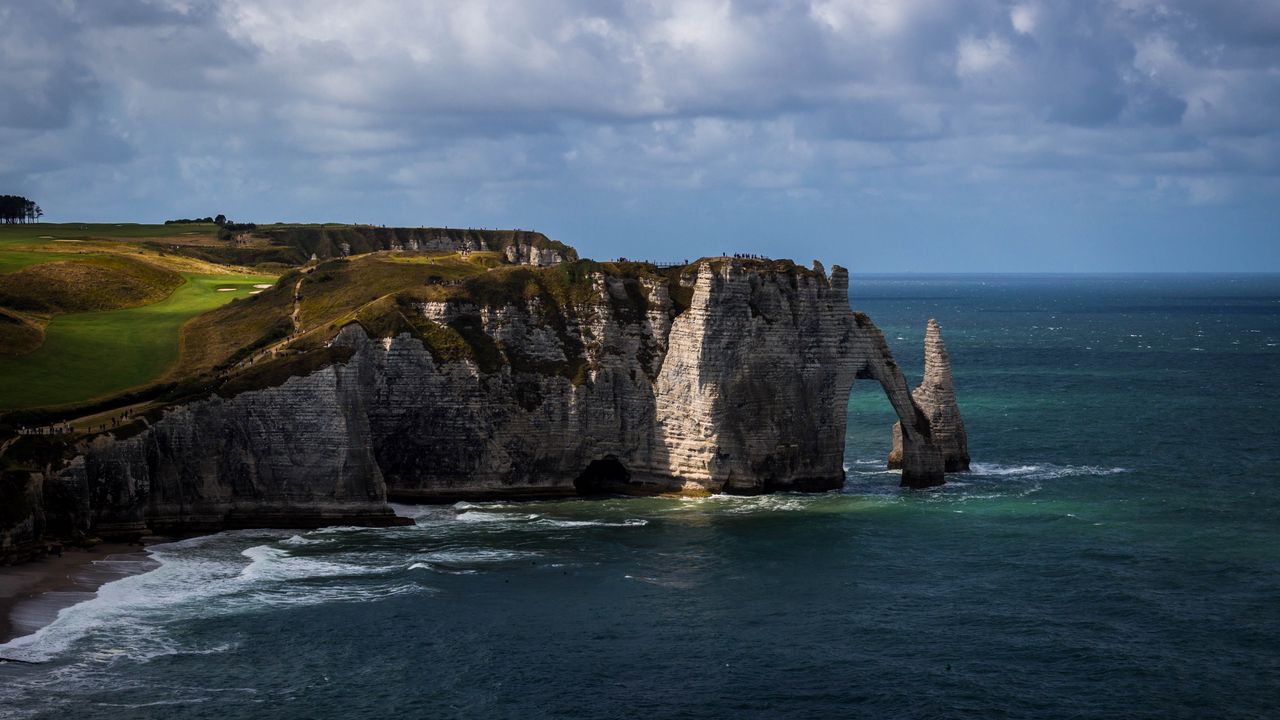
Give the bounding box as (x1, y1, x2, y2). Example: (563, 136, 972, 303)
(1, 274, 1277, 719)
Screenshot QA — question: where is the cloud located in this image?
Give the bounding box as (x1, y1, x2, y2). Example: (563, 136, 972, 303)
(1, 0, 1278, 269)
(956, 35, 1013, 77)
(1010, 4, 1039, 35)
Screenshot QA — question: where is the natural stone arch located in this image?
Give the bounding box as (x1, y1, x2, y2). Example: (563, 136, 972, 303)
(842, 314, 947, 488)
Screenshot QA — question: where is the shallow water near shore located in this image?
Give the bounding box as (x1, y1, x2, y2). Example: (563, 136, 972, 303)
(2, 274, 1278, 719)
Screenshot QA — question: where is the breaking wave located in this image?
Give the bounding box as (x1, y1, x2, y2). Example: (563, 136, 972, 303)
(535, 517, 648, 528)
(967, 463, 1129, 480)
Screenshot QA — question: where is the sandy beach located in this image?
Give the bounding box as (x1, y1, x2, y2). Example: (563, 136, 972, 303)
(0, 545, 158, 646)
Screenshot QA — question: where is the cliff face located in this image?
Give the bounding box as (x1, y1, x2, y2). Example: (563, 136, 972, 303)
(0, 469, 45, 563)
(262, 227, 573, 266)
(52, 364, 405, 537)
(18, 259, 966, 541)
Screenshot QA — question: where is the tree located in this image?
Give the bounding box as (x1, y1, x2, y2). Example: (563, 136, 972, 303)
(0, 195, 40, 224)
(214, 214, 227, 226)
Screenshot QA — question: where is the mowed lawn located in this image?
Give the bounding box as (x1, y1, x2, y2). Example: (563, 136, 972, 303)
(0, 273, 274, 409)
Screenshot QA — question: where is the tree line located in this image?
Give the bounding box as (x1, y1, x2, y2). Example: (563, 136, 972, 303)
(166, 213, 229, 225)
(166, 214, 256, 233)
(1, 195, 43, 223)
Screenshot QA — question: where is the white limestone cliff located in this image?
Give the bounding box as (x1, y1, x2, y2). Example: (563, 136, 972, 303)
(889, 318, 970, 473)
(34, 259, 967, 539)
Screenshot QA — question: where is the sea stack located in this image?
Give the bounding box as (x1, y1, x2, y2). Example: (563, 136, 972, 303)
(889, 318, 971, 475)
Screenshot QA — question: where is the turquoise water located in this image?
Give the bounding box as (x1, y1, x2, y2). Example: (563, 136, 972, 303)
(1, 274, 1277, 718)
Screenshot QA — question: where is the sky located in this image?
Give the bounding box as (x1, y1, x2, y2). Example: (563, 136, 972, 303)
(2, 0, 1278, 272)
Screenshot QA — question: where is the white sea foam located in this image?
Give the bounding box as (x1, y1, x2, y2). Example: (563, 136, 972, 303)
(968, 463, 1041, 476)
(280, 533, 327, 546)
(969, 462, 1129, 480)
(454, 510, 540, 524)
(238, 545, 386, 583)
(673, 493, 815, 513)
(407, 547, 536, 575)
(535, 517, 648, 528)
(246, 581, 422, 607)
(0, 530, 427, 664)
(413, 548, 532, 564)
(721, 495, 811, 513)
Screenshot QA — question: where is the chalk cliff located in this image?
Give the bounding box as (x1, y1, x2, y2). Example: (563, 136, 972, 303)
(263, 227, 573, 266)
(889, 318, 970, 473)
(2, 257, 968, 549)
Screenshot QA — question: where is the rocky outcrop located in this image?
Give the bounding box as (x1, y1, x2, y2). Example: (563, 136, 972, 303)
(7, 258, 967, 542)
(502, 242, 566, 267)
(889, 319, 969, 473)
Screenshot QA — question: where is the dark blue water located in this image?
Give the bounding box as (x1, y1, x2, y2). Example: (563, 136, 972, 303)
(2, 274, 1278, 719)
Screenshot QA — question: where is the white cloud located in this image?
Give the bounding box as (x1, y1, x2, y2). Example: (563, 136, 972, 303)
(956, 34, 1013, 77)
(810, 0, 937, 35)
(1010, 3, 1039, 35)
(2, 0, 1277, 252)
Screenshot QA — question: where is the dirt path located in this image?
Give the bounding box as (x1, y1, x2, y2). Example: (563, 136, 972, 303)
(232, 270, 311, 370)
(289, 275, 304, 332)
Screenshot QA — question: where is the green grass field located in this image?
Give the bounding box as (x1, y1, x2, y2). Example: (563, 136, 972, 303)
(0, 250, 106, 273)
(0, 222, 219, 271)
(0, 272, 274, 409)
(0, 222, 219, 247)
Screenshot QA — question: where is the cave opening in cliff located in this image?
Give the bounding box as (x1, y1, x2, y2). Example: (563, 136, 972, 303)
(574, 456, 631, 495)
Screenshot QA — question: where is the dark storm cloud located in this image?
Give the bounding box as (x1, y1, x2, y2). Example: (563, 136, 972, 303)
(0, 3, 96, 130)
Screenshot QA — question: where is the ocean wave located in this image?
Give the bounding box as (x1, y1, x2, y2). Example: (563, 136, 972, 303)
(673, 493, 816, 513)
(280, 534, 328, 546)
(837, 459, 1129, 503)
(845, 458, 1127, 483)
(843, 458, 902, 476)
(535, 517, 648, 528)
(968, 462, 1129, 480)
(408, 547, 537, 574)
(0, 551, 233, 663)
(246, 581, 423, 608)
(397, 502, 650, 532)
(413, 548, 533, 564)
(454, 510, 541, 524)
(0, 531, 426, 664)
(238, 545, 388, 583)
(720, 496, 811, 513)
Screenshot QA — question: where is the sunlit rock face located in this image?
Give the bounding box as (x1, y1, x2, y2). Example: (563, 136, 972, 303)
(889, 319, 969, 475)
(44, 258, 967, 537)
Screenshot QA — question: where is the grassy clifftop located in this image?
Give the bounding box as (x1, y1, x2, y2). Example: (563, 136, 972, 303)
(0, 223, 274, 410)
(0, 220, 821, 428)
(0, 222, 580, 414)
(158, 225, 577, 269)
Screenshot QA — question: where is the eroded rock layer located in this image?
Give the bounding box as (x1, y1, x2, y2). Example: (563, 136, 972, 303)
(889, 319, 970, 474)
